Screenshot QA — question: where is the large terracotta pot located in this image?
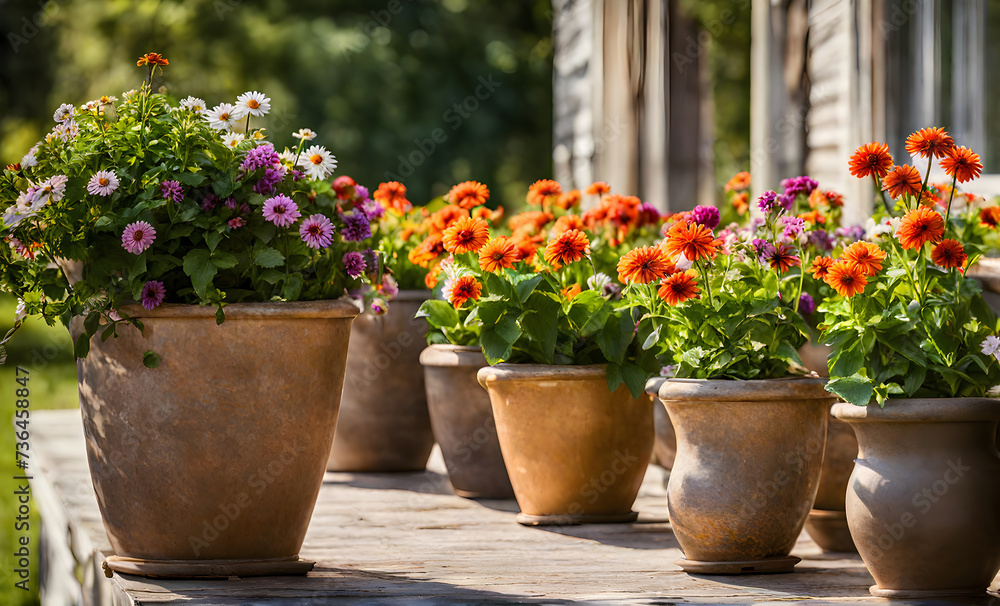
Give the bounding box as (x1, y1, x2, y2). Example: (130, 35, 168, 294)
(832, 398, 1000, 598)
(420, 344, 514, 499)
(804, 416, 858, 553)
(327, 290, 434, 472)
(477, 364, 653, 525)
(657, 378, 832, 574)
(75, 300, 359, 578)
(645, 377, 676, 470)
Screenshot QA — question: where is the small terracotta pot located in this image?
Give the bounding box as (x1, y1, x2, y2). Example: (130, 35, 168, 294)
(75, 300, 359, 578)
(645, 378, 676, 470)
(420, 345, 514, 499)
(804, 415, 859, 552)
(328, 290, 435, 472)
(832, 399, 1000, 599)
(478, 364, 653, 525)
(657, 378, 832, 574)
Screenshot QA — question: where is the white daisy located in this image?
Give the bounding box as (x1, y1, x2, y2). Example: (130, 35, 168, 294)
(204, 103, 240, 131)
(53, 103, 75, 123)
(292, 128, 317, 141)
(87, 170, 119, 196)
(14, 299, 26, 323)
(277, 148, 297, 166)
(52, 121, 79, 142)
(33, 175, 69, 207)
(221, 132, 245, 148)
(179, 96, 207, 112)
(121, 89, 138, 103)
(81, 100, 100, 112)
(587, 272, 612, 291)
(981, 335, 1000, 357)
(20, 149, 37, 168)
(236, 91, 270, 117)
(297, 145, 337, 180)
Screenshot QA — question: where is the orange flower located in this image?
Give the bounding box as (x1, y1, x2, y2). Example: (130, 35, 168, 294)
(940, 147, 983, 183)
(508, 210, 554, 233)
(810, 256, 835, 279)
(526, 179, 562, 206)
(550, 214, 585, 238)
(617, 246, 675, 284)
(765, 245, 801, 274)
(442, 217, 490, 254)
(731, 191, 749, 214)
(882, 165, 922, 199)
(448, 275, 482, 308)
(136, 52, 168, 67)
(478, 237, 518, 273)
(447, 181, 490, 210)
(658, 270, 700, 305)
(511, 231, 545, 262)
(824, 261, 868, 298)
(472, 205, 504, 224)
(544, 229, 590, 267)
(408, 234, 445, 268)
(979, 206, 1000, 229)
(662, 220, 718, 262)
(556, 189, 581, 210)
(430, 204, 470, 234)
(897, 206, 945, 250)
(849, 142, 893, 179)
(724, 171, 751, 192)
(605, 194, 643, 228)
(842, 241, 887, 276)
(561, 284, 582, 300)
(905, 127, 955, 159)
(798, 209, 825, 224)
(585, 181, 610, 196)
(375, 182, 412, 214)
(931, 239, 967, 269)
(424, 262, 443, 289)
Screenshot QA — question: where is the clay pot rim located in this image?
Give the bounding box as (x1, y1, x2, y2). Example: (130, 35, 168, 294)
(645, 376, 666, 396)
(419, 343, 486, 368)
(832, 398, 1000, 423)
(118, 299, 361, 320)
(657, 376, 833, 402)
(477, 363, 608, 385)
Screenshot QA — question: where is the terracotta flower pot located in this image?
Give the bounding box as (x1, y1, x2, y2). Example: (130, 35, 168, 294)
(645, 378, 676, 470)
(477, 364, 654, 525)
(657, 378, 833, 574)
(75, 300, 359, 578)
(419, 344, 514, 499)
(327, 290, 435, 472)
(804, 415, 859, 553)
(832, 398, 1000, 599)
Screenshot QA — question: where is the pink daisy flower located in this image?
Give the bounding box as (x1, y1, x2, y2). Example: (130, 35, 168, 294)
(262, 194, 300, 227)
(299, 214, 334, 249)
(140, 281, 166, 310)
(121, 221, 156, 254)
(87, 170, 119, 196)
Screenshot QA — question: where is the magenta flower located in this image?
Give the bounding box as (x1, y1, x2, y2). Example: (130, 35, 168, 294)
(140, 281, 166, 310)
(342, 251, 366, 278)
(160, 180, 183, 203)
(299, 214, 334, 249)
(228, 217, 245, 229)
(262, 195, 301, 227)
(121, 221, 156, 254)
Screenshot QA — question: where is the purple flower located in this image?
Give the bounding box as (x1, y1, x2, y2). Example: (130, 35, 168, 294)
(370, 298, 388, 315)
(835, 225, 866, 242)
(808, 229, 834, 251)
(299, 214, 334, 249)
(603, 282, 622, 300)
(224, 197, 238, 211)
(340, 210, 372, 242)
(354, 184, 370, 201)
(253, 165, 287, 195)
(140, 281, 166, 310)
(798, 293, 816, 315)
(241, 143, 280, 172)
(160, 180, 183, 203)
(781, 216, 806, 240)
(343, 251, 366, 278)
(121, 221, 156, 254)
(359, 198, 385, 222)
(689, 205, 721, 229)
(201, 194, 219, 212)
(778, 193, 795, 212)
(291, 169, 306, 182)
(781, 175, 818, 198)
(756, 190, 780, 214)
(262, 194, 301, 227)
(228, 217, 245, 229)
(381, 274, 399, 299)
(751, 238, 776, 260)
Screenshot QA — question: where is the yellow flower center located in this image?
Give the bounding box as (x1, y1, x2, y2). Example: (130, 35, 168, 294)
(247, 99, 260, 109)
(99, 178, 109, 186)
(310, 154, 323, 165)
(219, 112, 230, 121)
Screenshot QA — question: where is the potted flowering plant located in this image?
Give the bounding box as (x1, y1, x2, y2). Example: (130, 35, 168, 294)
(418, 194, 658, 525)
(822, 129, 1000, 598)
(618, 200, 835, 574)
(0, 55, 381, 578)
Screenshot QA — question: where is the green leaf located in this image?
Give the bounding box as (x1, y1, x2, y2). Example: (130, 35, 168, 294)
(252, 246, 285, 268)
(606, 363, 624, 394)
(211, 251, 238, 269)
(74, 333, 91, 359)
(416, 299, 460, 331)
(621, 362, 650, 399)
(282, 273, 303, 300)
(483, 272, 517, 302)
(176, 172, 206, 186)
(83, 311, 101, 336)
(481, 314, 520, 364)
(825, 373, 875, 407)
(596, 313, 633, 365)
(142, 350, 162, 369)
(515, 274, 545, 304)
(182, 249, 217, 298)
(205, 229, 225, 252)
(830, 342, 863, 377)
(130, 252, 147, 278)
(903, 364, 926, 396)
(567, 291, 611, 337)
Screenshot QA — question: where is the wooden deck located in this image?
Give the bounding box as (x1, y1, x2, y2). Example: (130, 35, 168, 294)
(30, 409, 1000, 605)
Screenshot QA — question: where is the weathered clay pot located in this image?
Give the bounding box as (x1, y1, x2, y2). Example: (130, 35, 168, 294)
(657, 378, 832, 574)
(328, 290, 434, 472)
(832, 399, 1000, 598)
(798, 341, 831, 376)
(420, 345, 514, 499)
(75, 300, 359, 578)
(478, 364, 654, 525)
(645, 377, 676, 470)
(804, 415, 859, 552)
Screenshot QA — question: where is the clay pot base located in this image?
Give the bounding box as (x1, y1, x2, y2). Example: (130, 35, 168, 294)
(102, 555, 315, 579)
(455, 488, 516, 499)
(675, 555, 801, 575)
(516, 511, 639, 526)
(804, 509, 857, 553)
(869, 586, 991, 599)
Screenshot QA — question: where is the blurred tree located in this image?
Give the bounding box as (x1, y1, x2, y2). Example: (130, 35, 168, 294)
(0, 0, 553, 208)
